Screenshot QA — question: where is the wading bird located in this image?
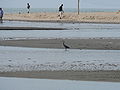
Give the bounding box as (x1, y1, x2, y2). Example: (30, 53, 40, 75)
(62, 41, 70, 50)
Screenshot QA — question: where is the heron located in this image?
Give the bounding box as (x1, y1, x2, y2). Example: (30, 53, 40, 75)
(62, 41, 70, 50)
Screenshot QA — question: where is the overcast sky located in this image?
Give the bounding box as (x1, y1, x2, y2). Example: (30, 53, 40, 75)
(0, 0, 120, 8)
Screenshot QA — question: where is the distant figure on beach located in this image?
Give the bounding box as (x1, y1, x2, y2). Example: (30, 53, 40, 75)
(117, 10, 120, 14)
(27, 3, 30, 13)
(0, 8, 3, 23)
(58, 4, 64, 19)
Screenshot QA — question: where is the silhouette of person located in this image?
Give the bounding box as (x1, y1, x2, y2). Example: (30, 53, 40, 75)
(27, 3, 30, 13)
(0, 8, 3, 23)
(59, 4, 64, 19)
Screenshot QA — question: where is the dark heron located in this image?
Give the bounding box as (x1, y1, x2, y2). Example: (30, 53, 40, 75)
(62, 41, 70, 50)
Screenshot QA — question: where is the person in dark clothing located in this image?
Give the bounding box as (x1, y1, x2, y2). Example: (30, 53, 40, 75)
(58, 4, 64, 19)
(27, 3, 30, 13)
(0, 8, 3, 23)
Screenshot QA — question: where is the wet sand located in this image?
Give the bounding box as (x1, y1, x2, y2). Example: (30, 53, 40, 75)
(0, 70, 120, 82)
(0, 27, 67, 30)
(1, 38, 120, 50)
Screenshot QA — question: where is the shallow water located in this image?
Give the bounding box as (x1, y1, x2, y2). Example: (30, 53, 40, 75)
(1, 29, 120, 39)
(1, 21, 120, 29)
(0, 77, 120, 90)
(0, 21, 120, 39)
(0, 46, 120, 64)
(0, 46, 120, 71)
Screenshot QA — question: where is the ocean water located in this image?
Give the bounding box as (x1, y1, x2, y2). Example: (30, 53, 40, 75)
(1, 46, 120, 64)
(3, 8, 119, 14)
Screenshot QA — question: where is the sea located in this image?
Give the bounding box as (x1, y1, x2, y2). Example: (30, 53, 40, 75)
(3, 8, 120, 14)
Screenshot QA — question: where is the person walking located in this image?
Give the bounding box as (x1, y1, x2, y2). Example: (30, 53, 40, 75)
(0, 8, 3, 23)
(59, 4, 64, 19)
(27, 3, 30, 13)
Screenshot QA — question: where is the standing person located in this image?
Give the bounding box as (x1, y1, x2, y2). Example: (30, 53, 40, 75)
(59, 4, 64, 19)
(0, 8, 3, 23)
(27, 3, 30, 13)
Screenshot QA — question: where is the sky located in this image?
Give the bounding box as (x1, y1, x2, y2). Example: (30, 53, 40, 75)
(0, 0, 120, 8)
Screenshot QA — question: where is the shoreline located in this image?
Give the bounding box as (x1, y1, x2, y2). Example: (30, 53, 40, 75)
(4, 19, 120, 24)
(0, 70, 120, 82)
(0, 26, 67, 30)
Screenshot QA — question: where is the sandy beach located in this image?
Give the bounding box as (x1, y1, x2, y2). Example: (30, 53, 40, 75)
(1, 12, 120, 82)
(1, 0, 120, 89)
(3, 12, 120, 23)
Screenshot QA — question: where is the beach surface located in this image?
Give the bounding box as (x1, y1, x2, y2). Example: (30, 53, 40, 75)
(3, 12, 120, 23)
(0, 38, 120, 82)
(1, 12, 120, 82)
(0, 46, 120, 82)
(0, 70, 120, 82)
(1, 38, 120, 50)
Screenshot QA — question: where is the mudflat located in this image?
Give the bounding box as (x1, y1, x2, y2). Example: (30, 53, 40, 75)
(0, 38, 120, 50)
(0, 70, 120, 82)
